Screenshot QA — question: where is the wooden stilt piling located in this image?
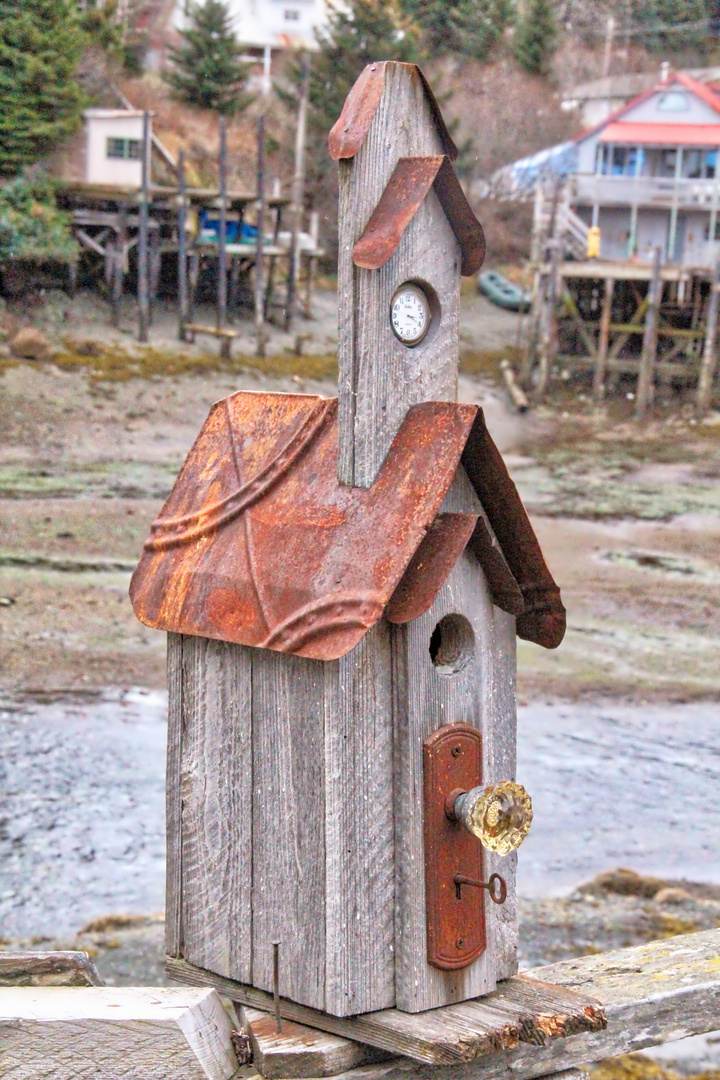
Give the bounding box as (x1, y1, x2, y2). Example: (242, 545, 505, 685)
(217, 116, 228, 356)
(137, 110, 150, 343)
(535, 242, 560, 402)
(177, 149, 188, 341)
(697, 261, 720, 415)
(635, 246, 662, 418)
(112, 207, 126, 329)
(593, 276, 615, 402)
(285, 54, 309, 332)
(255, 112, 267, 357)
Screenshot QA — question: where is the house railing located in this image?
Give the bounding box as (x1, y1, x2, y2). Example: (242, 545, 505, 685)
(572, 172, 720, 209)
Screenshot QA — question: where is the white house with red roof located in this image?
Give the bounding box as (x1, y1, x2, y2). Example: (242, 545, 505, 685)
(572, 70, 720, 265)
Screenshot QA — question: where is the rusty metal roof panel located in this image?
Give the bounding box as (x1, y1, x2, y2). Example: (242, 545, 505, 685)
(461, 411, 566, 649)
(130, 392, 477, 661)
(385, 512, 477, 625)
(328, 62, 458, 162)
(352, 156, 485, 277)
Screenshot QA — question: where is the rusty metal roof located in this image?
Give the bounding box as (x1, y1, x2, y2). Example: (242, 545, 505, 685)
(130, 393, 565, 659)
(328, 62, 458, 162)
(352, 155, 486, 277)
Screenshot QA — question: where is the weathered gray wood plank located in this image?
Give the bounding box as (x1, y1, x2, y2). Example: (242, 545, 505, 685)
(252, 649, 327, 1010)
(0, 987, 239, 1080)
(0, 951, 103, 987)
(326, 622, 395, 1016)
(392, 544, 517, 1013)
(180, 635, 253, 981)
(238, 1005, 387, 1078)
(337, 62, 459, 488)
(166, 632, 184, 959)
(169, 929, 720, 1075)
(166, 960, 604, 1067)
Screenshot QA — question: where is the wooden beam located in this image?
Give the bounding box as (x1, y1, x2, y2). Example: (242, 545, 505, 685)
(697, 261, 720, 414)
(560, 288, 598, 359)
(0, 951, 102, 988)
(237, 1005, 386, 1078)
(636, 246, 662, 418)
(167, 961, 605, 1066)
(593, 276, 614, 402)
(75, 228, 107, 257)
(0, 986, 239, 1080)
(170, 929, 720, 1077)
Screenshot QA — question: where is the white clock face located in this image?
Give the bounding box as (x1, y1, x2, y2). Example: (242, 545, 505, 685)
(390, 284, 431, 346)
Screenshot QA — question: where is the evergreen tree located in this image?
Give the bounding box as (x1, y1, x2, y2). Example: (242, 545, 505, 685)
(513, 0, 557, 74)
(304, 0, 424, 150)
(164, 0, 253, 115)
(0, 0, 87, 177)
(631, 0, 710, 54)
(400, 0, 512, 61)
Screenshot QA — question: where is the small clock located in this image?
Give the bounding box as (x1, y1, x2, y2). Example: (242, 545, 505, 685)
(390, 282, 432, 346)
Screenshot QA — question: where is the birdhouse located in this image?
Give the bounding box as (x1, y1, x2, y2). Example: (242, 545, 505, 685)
(130, 61, 565, 1021)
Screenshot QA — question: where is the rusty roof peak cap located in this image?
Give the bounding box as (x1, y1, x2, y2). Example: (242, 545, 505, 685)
(328, 61, 458, 162)
(352, 155, 485, 277)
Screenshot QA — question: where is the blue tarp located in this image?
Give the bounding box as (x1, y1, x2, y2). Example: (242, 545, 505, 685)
(490, 141, 579, 200)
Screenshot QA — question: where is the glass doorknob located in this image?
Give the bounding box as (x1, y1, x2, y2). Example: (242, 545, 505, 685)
(448, 781, 533, 855)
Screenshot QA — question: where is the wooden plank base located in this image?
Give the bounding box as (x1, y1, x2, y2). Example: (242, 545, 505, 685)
(238, 1006, 389, 1078)
(202, 929, 720, 1080)
(0, 986, 239, 1080)
(167, 958, 605, 1066)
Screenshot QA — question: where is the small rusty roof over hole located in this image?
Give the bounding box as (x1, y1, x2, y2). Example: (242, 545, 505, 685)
(352, 156, 485, 277)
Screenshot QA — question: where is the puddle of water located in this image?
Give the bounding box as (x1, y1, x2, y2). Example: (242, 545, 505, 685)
(517, 701, 720, 897)
(0, 687, 167, 938)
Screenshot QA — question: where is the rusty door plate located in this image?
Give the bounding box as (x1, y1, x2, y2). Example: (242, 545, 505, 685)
(423, 723, 486, 971)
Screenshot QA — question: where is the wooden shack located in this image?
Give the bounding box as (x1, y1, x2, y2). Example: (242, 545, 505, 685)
(130, 61, 566, 1021)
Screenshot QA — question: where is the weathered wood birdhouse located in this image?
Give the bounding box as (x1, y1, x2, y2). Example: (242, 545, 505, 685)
(130, 62, 565, 1021)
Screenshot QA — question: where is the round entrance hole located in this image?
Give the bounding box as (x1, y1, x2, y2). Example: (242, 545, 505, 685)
(429, 614, 475, 675)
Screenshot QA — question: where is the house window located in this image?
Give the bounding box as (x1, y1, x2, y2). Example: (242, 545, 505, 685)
(685, 149, 703, 178)
(600, 145, 640, 176)
(284, 8, 300, 18)
(704, 219, 720, 241)
(706, 150, 717, 179)
(106, 137, 142, 160)
(657, 91, 689, 112)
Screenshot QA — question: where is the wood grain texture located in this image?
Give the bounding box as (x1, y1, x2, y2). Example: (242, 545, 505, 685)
(297, 928, 720, 1080)
(337, 62, 460, 487)
(180, 635, 253, 981)
(170, 929, 720, 1075)
(0, 951, 103, 987)
(392, 544, 517, 1013)
(238, 1005, 387, 1078)
(166, 957, 604, 1068)
(0, 987, 238, 1080)
(252, 649, 327, 1010)
(166, 632, 184, 958)
(326, 622, 396, 1016)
